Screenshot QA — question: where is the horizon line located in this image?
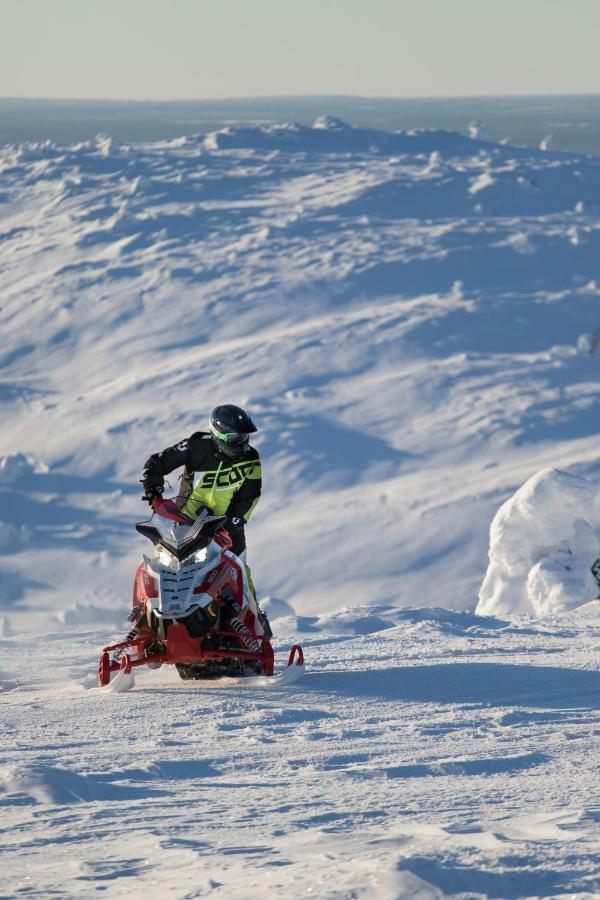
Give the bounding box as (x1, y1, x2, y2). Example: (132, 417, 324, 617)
(2, 90, 600, 104)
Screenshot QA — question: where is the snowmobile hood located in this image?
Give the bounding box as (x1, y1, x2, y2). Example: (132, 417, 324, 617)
(136, 506, 228, 561)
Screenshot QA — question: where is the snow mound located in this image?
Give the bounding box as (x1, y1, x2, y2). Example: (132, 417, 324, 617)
(0, 762, 160, 804)
(0, 521, 31, 550)
(0, 453, 47, 486)
(54, 602, 126, 628)
(287, 605, 508, 637)
(0, 666, 17, 689)
(0, 763, 98, 805)
(477, 468, 600, 617)
(259, 595, 296, 619)
(468, 119, 488, 140)
(312, 115, 351, 131)
(565, 598, 600, 621)
(202, 118, 486, 155)
(577, 327, 600, 355)
(540, 134, 556, 151)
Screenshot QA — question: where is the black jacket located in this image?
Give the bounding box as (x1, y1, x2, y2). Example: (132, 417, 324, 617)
(142, 432, 261, 522)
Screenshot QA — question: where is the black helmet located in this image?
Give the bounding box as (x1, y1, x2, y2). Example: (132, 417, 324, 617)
(209, 405, 257, 459)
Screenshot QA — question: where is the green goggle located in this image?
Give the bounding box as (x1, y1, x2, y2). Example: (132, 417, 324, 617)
(210, 423, 249, 445)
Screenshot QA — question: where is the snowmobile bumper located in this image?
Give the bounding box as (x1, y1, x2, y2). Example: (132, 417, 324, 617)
(98, 623, 303, 687)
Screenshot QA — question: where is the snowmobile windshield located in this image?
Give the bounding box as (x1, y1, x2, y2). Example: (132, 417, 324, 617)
(136, 506, 227, 561)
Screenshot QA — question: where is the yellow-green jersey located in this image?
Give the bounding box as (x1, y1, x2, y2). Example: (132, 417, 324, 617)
(142, 432, 261, 523)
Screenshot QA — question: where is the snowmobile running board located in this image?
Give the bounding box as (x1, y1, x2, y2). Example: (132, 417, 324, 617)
(98, 623, 304, 687)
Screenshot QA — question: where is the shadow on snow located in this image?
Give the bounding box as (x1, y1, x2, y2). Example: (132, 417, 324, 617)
(307, 662, 600, 709)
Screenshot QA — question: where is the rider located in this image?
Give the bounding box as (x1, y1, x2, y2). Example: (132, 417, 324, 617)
(141, 404, 261, 562)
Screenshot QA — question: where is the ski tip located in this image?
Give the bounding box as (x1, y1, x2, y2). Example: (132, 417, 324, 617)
(275, 661, 305, 686)
(102, 669, 136, 693)
(287, 644, 304, 667)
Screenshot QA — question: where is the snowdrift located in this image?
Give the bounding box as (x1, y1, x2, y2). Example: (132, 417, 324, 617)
(0, 453, 47, 486)
(477, 468, 600, 617)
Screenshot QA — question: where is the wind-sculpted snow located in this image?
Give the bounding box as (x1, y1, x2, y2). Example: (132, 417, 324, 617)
(478, 468, 599, 617)
(202, 116, 493, 156)
(0, 118, 599, 633)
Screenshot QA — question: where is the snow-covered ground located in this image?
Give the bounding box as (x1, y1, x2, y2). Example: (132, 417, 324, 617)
(1, 118, 599, 896)
(2, 607, 600, 897)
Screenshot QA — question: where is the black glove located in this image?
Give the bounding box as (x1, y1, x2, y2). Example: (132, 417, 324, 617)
(226, 515, 244, 537)
(140, 477, 163, 505)
(223, 515, 244, 553)
(228, 515, 244, 530)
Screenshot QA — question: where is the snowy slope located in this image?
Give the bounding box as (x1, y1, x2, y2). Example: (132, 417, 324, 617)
(1, 117, 599, 631)
(1, 118, 599, 896)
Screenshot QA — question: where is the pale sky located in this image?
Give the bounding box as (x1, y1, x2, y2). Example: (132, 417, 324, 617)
(2, 0, 599, 100)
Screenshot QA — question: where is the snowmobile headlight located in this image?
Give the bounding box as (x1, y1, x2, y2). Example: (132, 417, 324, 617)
(157, 546, 179, 568)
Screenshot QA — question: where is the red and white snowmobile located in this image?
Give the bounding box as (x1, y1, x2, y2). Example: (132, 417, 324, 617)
(98, 499, 303, 688)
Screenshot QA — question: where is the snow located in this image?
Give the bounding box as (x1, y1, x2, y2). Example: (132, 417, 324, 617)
(0, 452, 47, 486)
(1, 117, 600, 895)
(478, 468, 599, 617)
(577, 326, 600, 355)
(467, 120, 488, 140)
(539, 134, 556, 151)
(2, 612, 600, 896)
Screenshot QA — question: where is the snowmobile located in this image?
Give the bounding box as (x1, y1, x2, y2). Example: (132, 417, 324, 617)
(98, 499, 303, 687)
